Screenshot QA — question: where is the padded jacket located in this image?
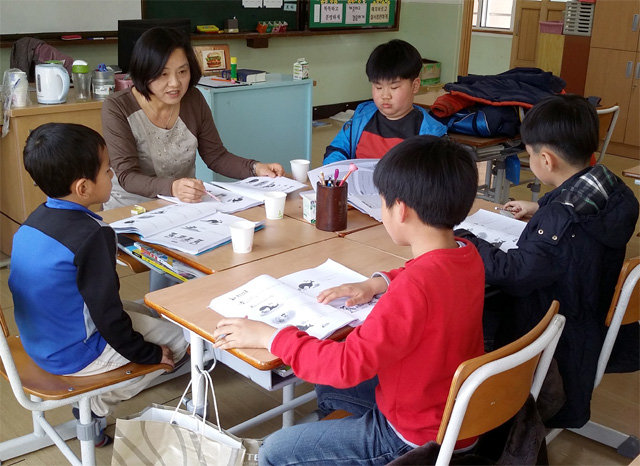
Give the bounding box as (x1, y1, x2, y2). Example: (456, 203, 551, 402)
(458, 165, 639, 428)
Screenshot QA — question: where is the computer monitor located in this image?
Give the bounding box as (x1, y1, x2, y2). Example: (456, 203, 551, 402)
(118, 18, 191, 73)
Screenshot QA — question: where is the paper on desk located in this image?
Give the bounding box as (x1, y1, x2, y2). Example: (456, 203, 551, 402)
(212, 176, 306, 201)
(308, 159, 382, 221)
(456, 209, 526, 252)
(209, 259, 379, 339)
(158, 182, 262, 213)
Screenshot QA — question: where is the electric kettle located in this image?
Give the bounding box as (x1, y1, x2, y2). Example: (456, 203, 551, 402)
(35, 64, 70, 104)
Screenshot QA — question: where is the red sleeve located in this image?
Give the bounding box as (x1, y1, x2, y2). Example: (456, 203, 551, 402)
(270, 275, 428, 388)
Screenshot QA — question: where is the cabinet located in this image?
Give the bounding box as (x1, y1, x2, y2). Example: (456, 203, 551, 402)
(0, 90, 103, 254)
(196, 74, 312, 182)
(584, 1, 640, 155)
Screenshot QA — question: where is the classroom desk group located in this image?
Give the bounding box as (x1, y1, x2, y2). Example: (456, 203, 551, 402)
(104, 189, 499, 433)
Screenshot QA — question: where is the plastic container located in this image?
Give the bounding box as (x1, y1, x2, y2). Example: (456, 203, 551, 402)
(92, 69, 115, 99)
(539, 21, 564, 34)
(72, 60, 91, 100)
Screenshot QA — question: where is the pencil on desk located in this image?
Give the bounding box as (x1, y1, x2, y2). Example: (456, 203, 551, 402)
(319, 172, 326, 186)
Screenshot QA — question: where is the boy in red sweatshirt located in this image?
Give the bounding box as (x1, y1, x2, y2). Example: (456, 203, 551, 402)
(215, 136, 485, 465)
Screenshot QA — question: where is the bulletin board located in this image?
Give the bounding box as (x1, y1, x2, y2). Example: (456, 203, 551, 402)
(143, 0, 303, 33)
(308, 0, 398, 29)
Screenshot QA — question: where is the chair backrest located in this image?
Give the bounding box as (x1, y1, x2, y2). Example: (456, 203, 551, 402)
(595, 105, 620, 165)
(594, 257, 640, 388)
(435, 300, 565, 466)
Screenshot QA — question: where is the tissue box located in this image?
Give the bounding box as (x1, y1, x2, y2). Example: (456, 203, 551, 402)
(300, 190, 316, 224)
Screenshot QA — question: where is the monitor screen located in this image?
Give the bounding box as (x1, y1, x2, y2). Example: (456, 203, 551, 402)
(118, 18, 191, 73)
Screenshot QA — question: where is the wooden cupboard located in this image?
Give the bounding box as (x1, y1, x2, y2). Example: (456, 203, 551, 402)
(584, 0, 640, 157)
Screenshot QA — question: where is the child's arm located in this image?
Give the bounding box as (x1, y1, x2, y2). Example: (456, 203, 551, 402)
(213, 318, 276, 350)
(323, 120, 353, 165)
(503, 200, 539, 220)
(316, 276, 388, 306)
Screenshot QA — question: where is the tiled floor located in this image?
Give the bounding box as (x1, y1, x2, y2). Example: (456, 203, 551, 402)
(0, 119, 638, 465)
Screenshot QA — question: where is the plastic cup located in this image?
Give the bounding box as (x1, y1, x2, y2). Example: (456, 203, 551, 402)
(73, 72, 92, 100)
(229, 220, 255, 253)
(263, 191, 286, 220)
(290, 159, 310, 183)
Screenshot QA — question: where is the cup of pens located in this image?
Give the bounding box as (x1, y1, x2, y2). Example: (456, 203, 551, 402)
(316, 181, 348, 231)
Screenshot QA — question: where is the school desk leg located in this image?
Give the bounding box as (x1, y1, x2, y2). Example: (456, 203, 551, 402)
(187, 334, 206, 417)
(282, 384, 294, 427)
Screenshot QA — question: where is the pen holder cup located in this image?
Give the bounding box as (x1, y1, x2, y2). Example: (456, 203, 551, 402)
(315, 182, 348, 232)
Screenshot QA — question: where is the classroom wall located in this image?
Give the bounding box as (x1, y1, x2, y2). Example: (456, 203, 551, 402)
(468, 31, 512, 75)
(0, 0, 463, 107)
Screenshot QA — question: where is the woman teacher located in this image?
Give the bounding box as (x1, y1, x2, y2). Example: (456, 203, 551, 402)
(102, 27, 284, 209)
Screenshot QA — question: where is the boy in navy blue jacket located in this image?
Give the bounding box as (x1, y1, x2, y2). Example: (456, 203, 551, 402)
(9, 123, 188, 445)
(323, 39, 446, 164)
(457, 95, 639, 428)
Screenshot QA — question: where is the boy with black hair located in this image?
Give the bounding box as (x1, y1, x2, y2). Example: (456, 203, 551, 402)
(214, 136, 485, 464)
(9, 123, 188, 445)
(323, 39, 446, 164)
(456, 94, 639, 428)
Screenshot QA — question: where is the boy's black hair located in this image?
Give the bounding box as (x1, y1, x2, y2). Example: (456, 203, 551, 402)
(520, 94, 599, 166)
(373, 135, 477, 229)
(366, 39, 422, 82)
(129, 26, 202, 100)
(23, 123, 106, 198)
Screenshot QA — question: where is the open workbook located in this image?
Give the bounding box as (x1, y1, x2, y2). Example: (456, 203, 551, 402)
(456, 209, 527, 252)
(307, 160, 382, 221)
(159, 177, 306, 209)
(111, 203, 262, 255)
(209, 259, 381, 339)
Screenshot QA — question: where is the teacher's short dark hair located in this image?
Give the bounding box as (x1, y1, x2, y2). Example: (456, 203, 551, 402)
(129, 26, 202, 100)
(23, 123, 106, 198)
(374, 136, 478, 229)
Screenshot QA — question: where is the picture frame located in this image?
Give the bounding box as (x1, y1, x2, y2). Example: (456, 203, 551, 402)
(193, 45, 230, 76)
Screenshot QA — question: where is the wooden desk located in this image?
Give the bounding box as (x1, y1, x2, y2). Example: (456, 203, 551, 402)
(144, 237, 405, 433)
(623, 165, 640, 185)
(284, 192, 381, 236)
(0, 89, 104, 255)
(345, 199, 501, 259)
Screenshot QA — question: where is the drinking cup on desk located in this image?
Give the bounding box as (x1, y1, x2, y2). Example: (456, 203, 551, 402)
(264, 191, 286, 220)
(290, 159, 310, 183)
(72, 72, 92, 100)
(315, 182, 348, 231)
(229, 220, 255, 253)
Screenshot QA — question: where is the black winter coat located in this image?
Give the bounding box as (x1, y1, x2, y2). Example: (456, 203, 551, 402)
(458, 167, 638, 428)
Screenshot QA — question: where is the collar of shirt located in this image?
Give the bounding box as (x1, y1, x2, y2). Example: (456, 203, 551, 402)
(45, 197, 103, 221)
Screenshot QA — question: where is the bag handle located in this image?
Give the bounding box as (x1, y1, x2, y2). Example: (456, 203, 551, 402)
(171, 352, 223, 434)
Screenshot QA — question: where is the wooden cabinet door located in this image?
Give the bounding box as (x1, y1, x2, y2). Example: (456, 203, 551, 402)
(624, 52, 640, 147)
(584, 47, 635, 144)
(591, 0, 640, 52)
(510, 0, 566, 68)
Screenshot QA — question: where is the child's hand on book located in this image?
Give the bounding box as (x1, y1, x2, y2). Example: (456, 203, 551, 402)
(213, 318, 277, 350)
(317, 277, 388, 307)
(503, 200, 539, 220)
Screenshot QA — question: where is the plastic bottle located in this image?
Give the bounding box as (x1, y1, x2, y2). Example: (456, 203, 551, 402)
(230, 57, 237, 83)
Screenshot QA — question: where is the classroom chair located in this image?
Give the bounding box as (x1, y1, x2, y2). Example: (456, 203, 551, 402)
(595, 105, 620, 165)
(546, 257, 640, 458)
(0, 304, 171, 466)
(431, 300, 564, 465)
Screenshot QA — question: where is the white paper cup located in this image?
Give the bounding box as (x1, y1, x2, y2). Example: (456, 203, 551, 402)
(229, 220, 255, 253)
(290, 159, 311, 183)
(264, 191, 286, 220)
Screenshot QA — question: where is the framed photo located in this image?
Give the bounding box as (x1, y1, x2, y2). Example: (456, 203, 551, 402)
(193, 45, 230, 76)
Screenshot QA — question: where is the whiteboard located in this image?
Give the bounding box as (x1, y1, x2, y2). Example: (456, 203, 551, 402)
(0, 0, 141, 35)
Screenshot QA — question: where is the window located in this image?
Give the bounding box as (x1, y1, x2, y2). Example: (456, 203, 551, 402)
(473, 0, 515, 30)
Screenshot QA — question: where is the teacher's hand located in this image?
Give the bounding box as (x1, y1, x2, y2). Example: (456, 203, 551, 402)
(171, 178, 208, 203)
(255, 162, 285, 177)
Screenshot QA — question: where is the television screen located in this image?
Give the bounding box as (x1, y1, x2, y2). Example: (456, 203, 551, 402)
(118, 19, 191, 73)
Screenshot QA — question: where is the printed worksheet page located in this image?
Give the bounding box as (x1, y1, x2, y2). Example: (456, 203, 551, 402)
(456, 209, 526, 252)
